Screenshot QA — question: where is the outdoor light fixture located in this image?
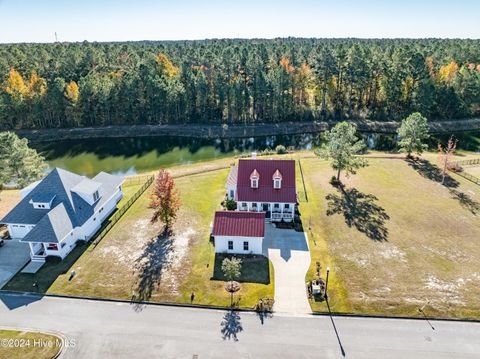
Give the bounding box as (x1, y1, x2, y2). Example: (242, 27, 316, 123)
(325, 267, 330, 300)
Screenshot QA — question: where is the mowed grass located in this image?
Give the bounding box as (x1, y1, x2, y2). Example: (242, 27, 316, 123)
(7, 169, 273, 308)
(0, 330, 61, 359)
(299, 152, 480, 319)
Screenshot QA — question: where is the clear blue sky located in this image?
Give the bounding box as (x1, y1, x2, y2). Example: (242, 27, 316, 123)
(0, 0, 478, 43)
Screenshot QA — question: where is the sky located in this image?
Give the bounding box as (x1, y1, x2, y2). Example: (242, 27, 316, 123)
(0, 0, 479, 43)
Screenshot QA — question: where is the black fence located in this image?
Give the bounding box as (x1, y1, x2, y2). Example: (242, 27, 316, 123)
(449, 158, 480, 186)
(92, 175, 154, 247)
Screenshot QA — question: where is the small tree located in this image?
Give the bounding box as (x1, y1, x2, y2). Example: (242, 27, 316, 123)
(438, 135, 458, 185)
(149, 169, 180, 231)
(316, 121, 368, 181)
(0, 132, 47, 190)
(397, 112, 430, 158)
(224, 198, 237, 211)
(222, 257, 242, 306)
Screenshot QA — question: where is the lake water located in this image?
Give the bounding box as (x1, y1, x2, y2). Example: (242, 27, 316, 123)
(32, 132, 480, 177)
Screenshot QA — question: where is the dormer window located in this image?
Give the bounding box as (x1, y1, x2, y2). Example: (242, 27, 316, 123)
(273, 169, 282, 189)
(93, 190, 100, 202)
(29, 193, 56, 210)
(250, 169, 260, 189)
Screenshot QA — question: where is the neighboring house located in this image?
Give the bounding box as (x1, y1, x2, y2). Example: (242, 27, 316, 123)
(227, 158, 296, 222)
(0, 168, 124, 263)
(212, 211, 265, 255)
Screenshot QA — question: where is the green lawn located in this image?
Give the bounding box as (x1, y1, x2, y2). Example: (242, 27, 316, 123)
(5, 168, 274, 309)
(299, 152, 480, 319)
(0, 330, 61, 359)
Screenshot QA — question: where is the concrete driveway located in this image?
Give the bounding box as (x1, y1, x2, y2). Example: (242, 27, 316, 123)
(263, 224, 311, 314)
(0, 238, 31, 288)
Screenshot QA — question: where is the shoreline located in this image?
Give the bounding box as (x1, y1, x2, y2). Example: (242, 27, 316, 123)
(12, 118, 480, 142)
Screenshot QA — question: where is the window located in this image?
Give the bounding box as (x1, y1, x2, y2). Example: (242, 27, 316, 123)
(228, 241, 233, 250)
(93, 190, 100, 202)
(243, 241, 249, 251)
(230, 190, 234, 198)
(242, 202, 247, 208)
(251, 179, 258, 188)
(284, 204, 290, 209)
(252, 203, 257, 208)
(274, 203, 280, 209)
(47, 243, 58, 251)
(274, 179, 281, 189)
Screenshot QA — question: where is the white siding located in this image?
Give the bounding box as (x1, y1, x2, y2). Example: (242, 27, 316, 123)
(8, 224, 34, 239)
(214, 235, 263, 255)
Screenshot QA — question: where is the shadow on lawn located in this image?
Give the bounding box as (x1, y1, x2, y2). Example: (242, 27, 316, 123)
(326, 187, 390, 241)
(449, 189, 480, 215)
(220, 310, 243, 341)
(130, 230, 174, 311)
(406, 158, 459, 188)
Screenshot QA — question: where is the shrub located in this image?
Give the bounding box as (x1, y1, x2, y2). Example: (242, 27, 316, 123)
(329, 175, 341, 186)
(275, 145, 287, 154)
(224, 198, 237, 210)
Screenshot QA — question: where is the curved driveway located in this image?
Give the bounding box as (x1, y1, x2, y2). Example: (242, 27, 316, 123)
(263, 224, 311, 314)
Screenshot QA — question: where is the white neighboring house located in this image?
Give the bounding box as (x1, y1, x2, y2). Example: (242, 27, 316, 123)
(212, 211, 265, 255)
(227, 158, 297, 222)
(0, 168, 124, 263)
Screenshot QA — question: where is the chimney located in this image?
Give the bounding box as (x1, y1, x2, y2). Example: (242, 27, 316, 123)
(251, 152, 257, 159)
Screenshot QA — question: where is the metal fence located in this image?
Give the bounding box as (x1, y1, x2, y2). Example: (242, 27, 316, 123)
(452, 158, 480, 167)
(92, 175, 154, 247)
(297, 159, 309, 202)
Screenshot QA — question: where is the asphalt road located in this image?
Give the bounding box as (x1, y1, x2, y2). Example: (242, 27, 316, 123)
(0, 292, 479, 359)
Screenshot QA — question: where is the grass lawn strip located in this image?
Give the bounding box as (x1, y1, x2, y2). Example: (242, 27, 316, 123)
(0, 329, 62, 359)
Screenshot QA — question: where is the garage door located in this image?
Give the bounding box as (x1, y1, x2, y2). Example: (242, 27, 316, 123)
(8, 224, 33, 238)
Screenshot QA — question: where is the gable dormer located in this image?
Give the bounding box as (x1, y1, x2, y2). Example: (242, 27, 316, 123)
(273, 169, 282, 189)
(250, 169, 259, 189)
(71, 178, 103, 205)
(29, 193, 56, 210)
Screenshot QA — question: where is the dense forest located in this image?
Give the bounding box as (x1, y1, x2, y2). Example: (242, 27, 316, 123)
(0, 38, 479, 130)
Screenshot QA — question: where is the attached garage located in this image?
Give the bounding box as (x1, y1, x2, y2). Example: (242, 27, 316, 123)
(7, 224, 33, 239)
(212, 211, 265, 255)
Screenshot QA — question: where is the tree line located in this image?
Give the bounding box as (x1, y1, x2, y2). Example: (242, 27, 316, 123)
(0, 38, 479, 130)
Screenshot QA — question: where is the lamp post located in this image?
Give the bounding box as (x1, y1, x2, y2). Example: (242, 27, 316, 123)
(325, 267, 330, 300)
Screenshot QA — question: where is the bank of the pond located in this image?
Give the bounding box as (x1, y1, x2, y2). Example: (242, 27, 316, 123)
(15, 118, 480, 143)
(30, 130, 480, 178)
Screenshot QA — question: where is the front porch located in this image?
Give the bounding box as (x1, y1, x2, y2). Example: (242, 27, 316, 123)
(238, 202, 294, 222)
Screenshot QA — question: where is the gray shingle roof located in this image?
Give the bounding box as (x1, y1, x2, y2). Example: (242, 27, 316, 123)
(71, 178, 101, 194)
(1, 168, 124, 243)
(30, 193, 56, 203)
(21, 203, 73, 244)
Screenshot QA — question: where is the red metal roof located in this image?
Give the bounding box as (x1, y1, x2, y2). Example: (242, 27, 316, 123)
(236, 159, 296, 203)
(212, 211, 265, 238)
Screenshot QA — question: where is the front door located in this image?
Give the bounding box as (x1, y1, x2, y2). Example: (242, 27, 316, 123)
(262, 203, 271, 218)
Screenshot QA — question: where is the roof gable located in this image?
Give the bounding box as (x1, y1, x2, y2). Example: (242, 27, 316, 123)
(236, 159, 296, 203)
(22, 203, 74, 243)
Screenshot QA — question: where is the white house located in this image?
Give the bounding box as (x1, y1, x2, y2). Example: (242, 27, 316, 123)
(212, 211, 265, 255)
(227, 158, 297, 222)
(0, 168, 124, 263)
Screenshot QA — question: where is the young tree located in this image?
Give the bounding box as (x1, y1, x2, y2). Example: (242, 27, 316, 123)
(438, 136, 458, 185)
(222, 257, 242, 282)
(222, 257, 242, 306)
(397, 112, 430, 158)
(149, 169, 180, 231)
(316, 121, 368, 181)
(0, 132, 47, 189)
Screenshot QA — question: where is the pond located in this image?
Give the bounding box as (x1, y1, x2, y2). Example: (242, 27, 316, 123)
(31, 131, 480, 177)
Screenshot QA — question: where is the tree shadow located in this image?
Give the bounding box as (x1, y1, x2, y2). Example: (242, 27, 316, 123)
(130, 229, 174, 312)
(220, 310, 243, 341)
(326, 188, 390, 241)
(449, 189, 480, 215)
(406, 158, 459, 188)
(256, 310, 273, 325)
